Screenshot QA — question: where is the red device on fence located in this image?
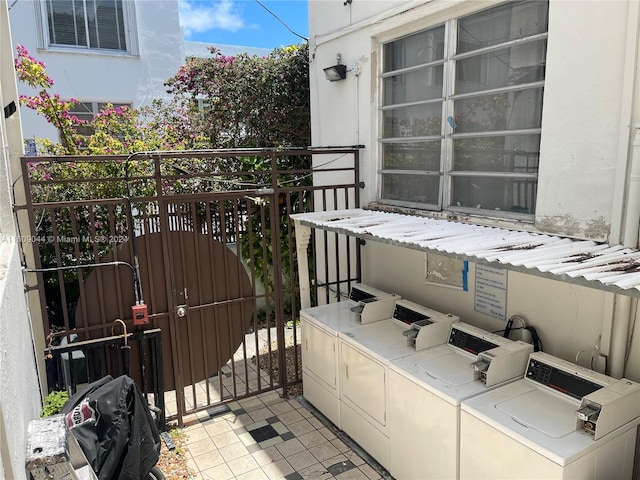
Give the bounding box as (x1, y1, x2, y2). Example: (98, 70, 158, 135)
(132, 303, 149, 325)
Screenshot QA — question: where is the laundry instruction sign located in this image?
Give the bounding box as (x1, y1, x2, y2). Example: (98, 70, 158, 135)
(474, 265, 507, 320)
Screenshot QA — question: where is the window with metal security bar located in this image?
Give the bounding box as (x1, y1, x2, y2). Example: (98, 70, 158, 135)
(379, 0, 548, 220)
(42, 0, 132, 52)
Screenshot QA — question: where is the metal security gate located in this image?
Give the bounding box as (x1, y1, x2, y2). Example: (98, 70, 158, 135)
(16, 148, 361, 425)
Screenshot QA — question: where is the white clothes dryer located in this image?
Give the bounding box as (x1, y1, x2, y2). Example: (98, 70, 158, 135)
(459, 351, 640, 480)
(300, 283, 399, 427)
(337, 300, 459, 470)
(388, 322, 533, 480)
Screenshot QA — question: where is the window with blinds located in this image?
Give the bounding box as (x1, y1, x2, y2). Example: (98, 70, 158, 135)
(45, 0, 128, 52)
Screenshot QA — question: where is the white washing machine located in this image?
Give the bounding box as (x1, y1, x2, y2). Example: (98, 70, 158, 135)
(460, 351, 640, 480)
(388, 322, 533, 480)
(300, 284, 399, 428)
(338, 300, 459, 470)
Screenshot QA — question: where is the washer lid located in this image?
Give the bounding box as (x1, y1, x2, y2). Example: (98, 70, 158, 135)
(417, 350, 475, 386)
(496, 389, 578, 438)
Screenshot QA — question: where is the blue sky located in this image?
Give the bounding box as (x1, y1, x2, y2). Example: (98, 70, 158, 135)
(178, 0, 309, 50)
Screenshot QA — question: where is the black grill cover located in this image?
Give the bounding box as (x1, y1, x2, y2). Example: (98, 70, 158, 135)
(61, 375, 161, 480)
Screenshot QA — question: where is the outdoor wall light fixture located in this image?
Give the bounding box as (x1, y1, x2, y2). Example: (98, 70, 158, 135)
(323, 54, 347, 82)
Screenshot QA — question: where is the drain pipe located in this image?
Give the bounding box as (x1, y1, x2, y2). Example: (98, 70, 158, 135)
(607, 0, 640, 379)
(611, 125, 640, 378)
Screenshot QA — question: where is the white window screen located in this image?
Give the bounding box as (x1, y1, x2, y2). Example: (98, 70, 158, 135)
(380, 0, 548, 219)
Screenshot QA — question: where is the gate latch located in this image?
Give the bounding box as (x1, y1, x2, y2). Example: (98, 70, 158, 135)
(176, 306, 187, 318)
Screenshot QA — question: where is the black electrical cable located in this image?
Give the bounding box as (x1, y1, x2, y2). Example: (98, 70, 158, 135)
(254, 0, 308, 42)
(524, 326, 543, 352)
(123, 152, 145, 305)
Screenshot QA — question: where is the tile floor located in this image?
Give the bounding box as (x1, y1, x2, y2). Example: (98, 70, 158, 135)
(180, 390, 392, 480)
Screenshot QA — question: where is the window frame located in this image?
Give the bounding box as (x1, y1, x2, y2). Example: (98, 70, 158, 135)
(64, 100, 132, 142)
(378, 1, 547, 221)
(36, 0, 139, 56)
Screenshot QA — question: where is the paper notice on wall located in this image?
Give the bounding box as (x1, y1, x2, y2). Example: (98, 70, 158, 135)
(474, 264, 507, 320)
(425, 252, 468, 290)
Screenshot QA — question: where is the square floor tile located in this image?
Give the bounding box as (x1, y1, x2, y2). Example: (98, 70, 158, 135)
(327, 459, 357, 476)
(277, 409, 305, 426)
(249, 424, 280, 443)
(252, 446, 283, 466)
(275, 438, 306, 457)
(297, 463, 332, 479)
(288, 450, 319, 471)
(258, 436, 284, 449)
(219, 442, 250, 462)
(212, 430, 241, 449)
(288, 419, 315, 437)
(262, 458, 294, 480)
(283, 471, 303, 480)
(358, 463, 383, 480)
(227, 453, 260, 476)
(309, 441, 341, 463)
(191, 449, 225, 471)
(236, 468, 269, 480)
(279, 431, 295, 442)
(187, 437, 216, 457)
(201, 462, 234, 480)
(298, 430, 328, 449)
(247, 443, 263, 453)
(239, 431, 257, 447)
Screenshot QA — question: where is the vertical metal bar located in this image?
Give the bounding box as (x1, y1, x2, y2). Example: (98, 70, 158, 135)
(48, 208, 71, 332)
(204, 200, 224, 403)
(353, 150, 363, 283)
(333, 188, 341, 300)
(95, 346, 104, 380)
(218, 200, 237, 398)
(259, 199, 274, 388)
(86, 349, 96, 384)
(177, 206, 197, 411)
(270, 153, 287, 394)
(122, 343, 131, 378)
(19, 158, 49, 337)
(139, 332, 149, 396)
(285, 190, 301, 383)
(150, 330, 166, 431)
(245, 198, 262, 393)
(69, 206, 87, 330)
(321, 189, 330, 303)
(213, 200, 227, 400)
(310, 186, 319, 308)
(193, 201, 211, 407)
(88, 206, 108, 335)
(108, 203, 125, 321)
(233, 198, 250, 395)
(156, 157, 186, 427)
(141, 204, 157, 312)
(344, 188, 353, 297)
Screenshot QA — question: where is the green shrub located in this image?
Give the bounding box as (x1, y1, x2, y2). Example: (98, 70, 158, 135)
(41, 390, 69, 417)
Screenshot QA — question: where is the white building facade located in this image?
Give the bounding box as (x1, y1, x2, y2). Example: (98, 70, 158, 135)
(8, 0, 185, 143)
(0, 1, 44, 477)
(308, 0, 640, 382)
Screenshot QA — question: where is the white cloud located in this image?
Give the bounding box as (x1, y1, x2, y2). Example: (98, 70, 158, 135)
(178, 0, 247, 37)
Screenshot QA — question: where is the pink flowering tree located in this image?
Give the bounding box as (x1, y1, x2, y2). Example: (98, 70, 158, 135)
(166, 44, 310, 168)
(15, 45, 202, 158)
(15, 45, 86, 155)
